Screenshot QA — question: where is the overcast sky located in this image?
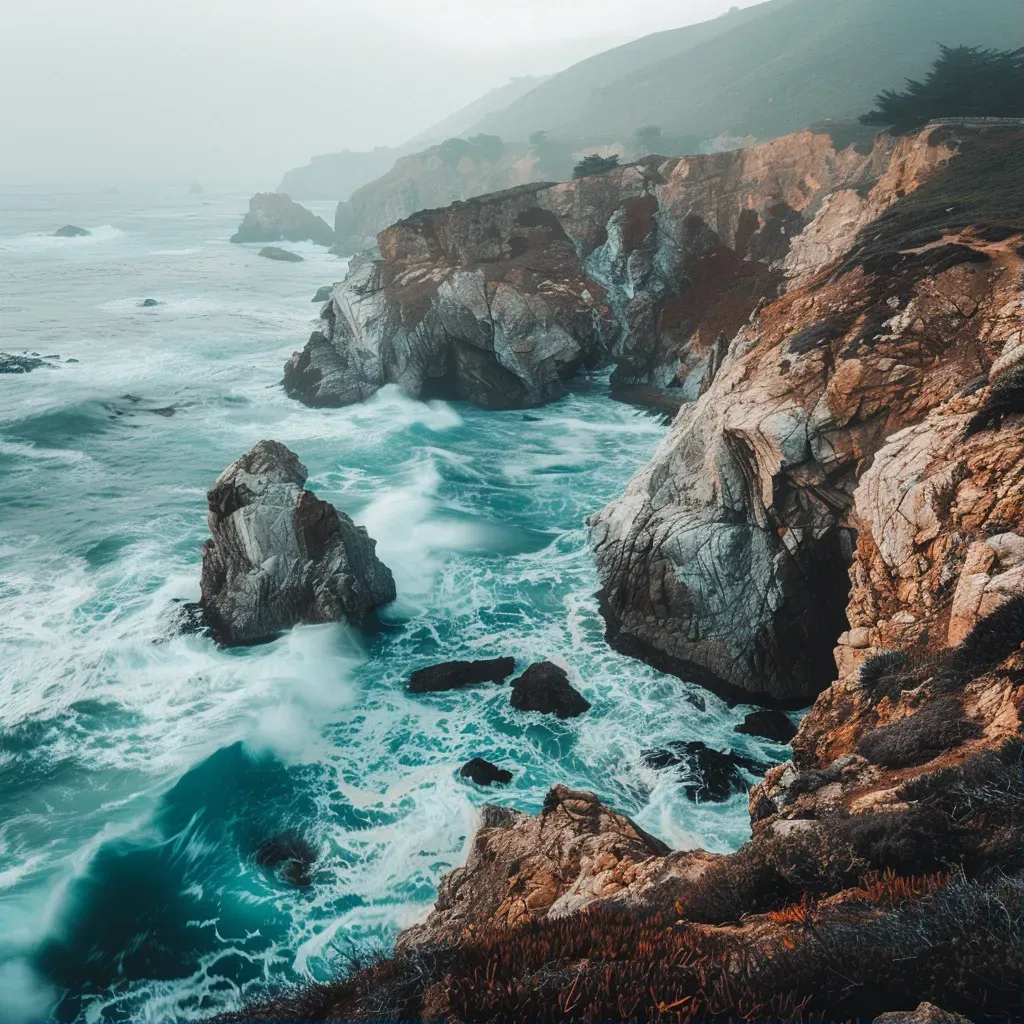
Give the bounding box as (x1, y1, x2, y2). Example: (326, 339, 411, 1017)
(1, 0, 758, 188)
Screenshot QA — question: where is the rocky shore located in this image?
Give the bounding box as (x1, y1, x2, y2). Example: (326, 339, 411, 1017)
(224, 123, 1022, 1021)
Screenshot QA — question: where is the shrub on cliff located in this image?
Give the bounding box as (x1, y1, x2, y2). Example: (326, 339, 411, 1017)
(861, 44, 1024, 132)
(572, 154, 620, 179)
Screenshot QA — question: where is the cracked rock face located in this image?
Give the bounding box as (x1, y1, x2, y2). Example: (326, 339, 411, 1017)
(284, 129, 879, 410)
(199, 440, 395, 645)
(592, 124, 1024, 703)
(230, 193, 335, 247)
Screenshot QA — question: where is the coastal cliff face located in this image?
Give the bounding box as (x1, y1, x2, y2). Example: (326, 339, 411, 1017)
(230, 123, 1024, 1022)
(592, 124, 1024, 703)
(285, 129, 884, 409)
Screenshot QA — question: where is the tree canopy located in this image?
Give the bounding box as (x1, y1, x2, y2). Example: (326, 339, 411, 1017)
(573, 154, 620, 179)
(861, 44, 1024, 132)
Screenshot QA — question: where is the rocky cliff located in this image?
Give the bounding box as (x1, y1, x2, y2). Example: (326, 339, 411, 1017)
(593, 122, 1024, 704)
(229, 122, 1024, 1022)
(286, 128, 890, 409)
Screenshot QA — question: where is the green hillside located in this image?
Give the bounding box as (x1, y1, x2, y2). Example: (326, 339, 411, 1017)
(469, 2, 785, 141)
(473, 0, 1022, 143)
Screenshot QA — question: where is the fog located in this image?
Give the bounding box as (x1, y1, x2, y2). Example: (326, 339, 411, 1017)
(0, 0, 758, 188)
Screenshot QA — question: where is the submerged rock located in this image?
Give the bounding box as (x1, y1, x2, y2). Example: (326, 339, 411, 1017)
(199, 440, 395, 645)
(0, 353, 54, 373)
(53, 224, 90, 237)
(408, 657, 516, 693)
(259, 246, 303, 263)
(140, 298, 161, 307)
(231, 192, 335, 246)
(312, 285, 333, 303)
(254, 834, 318, 887)
(460, 758, 513, 786)
(509, 661, 590, 718)
(734, 709, 797, 744)
(642, 741, 769, 802)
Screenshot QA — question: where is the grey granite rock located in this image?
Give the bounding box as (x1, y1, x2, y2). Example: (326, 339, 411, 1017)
(231, 192, 335, 246)
(199, 440, 395, 645)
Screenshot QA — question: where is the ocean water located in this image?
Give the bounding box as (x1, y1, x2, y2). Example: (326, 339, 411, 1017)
(0, 187, 790, 1022)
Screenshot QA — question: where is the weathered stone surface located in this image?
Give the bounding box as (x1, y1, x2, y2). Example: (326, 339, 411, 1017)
(396, 785, 670, 948)
(592, 125, 1024, 702)
(231, 193, 335, 246)
(259, 246, 303, 263)
(199, 440, 395, 645)
(285, 130, 880, 410)
(459, 758, 513, 787)
(735, 709, 798, 743)
(509, 661, 591, 718)
(873, 1004, 974, 1024)
(408, 657, 515, 693)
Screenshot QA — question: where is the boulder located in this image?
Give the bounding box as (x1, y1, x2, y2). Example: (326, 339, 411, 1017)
(259, 246, 303, 263)
(641, 741, 770, 802)
(140, 298, 161, 307)
(0, 353, 53, 374)
(312, 285, 333, 303)
(231, 192, 335, 246)
(460, 758, 513, 786)
(734, 709, 798, 744)
(199, 440, 395, 645)
(509, 662, 590, 718)
(408, 657, 515, 693)
(873, 1004, 974, 1024)
(53, 224, 90, 237)
(254, 833, 318, 888)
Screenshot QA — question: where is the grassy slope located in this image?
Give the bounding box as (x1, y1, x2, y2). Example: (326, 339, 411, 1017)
(475, 0, 1021, 143)
(468, 1, 786, 141)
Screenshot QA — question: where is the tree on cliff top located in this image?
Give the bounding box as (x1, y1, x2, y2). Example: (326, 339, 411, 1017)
(573, 154, 620, 179)
(861, 44, 1024, 132)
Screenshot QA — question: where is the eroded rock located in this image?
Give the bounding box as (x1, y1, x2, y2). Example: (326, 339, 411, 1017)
(509, 661, 590, 718)
(198, 440, 395, 645)
(408, 657, 516, 693)
(231, 192, 335, 246)
(460, 758, 513, 786)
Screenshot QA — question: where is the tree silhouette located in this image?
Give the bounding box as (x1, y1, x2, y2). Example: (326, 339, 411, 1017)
(573, 154, 620, 179)
(861, 44, 1024, 132)
(529, 130, 549, 147)
(635, 125, 662, 155)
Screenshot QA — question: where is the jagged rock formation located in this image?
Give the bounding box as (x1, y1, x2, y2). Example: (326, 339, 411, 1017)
(0, 353, 56, 373)
(459, 758, 513, 787)
(286, 128, 893, 409)
(230, 193, 335, 246)
(408, 657, 516, 693)
(509, 662, 591, 718)
(198, 440, 395, 645)
(593, 123, 1024, 703)
(224, 121, 1024, 1024)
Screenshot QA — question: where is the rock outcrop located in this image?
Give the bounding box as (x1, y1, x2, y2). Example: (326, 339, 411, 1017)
(222, 124, 1024, 1024)
(285, 128, 889, 410)
(230, 193, 334, 246)
(509, 662, 591, 718)
(459, 758, 513, 787)
(198, 440, 395, 645)
(258, 246, 303, 263)
(53, 224, 90, 237)
(592, 123, 1024, 703)
(408, 657, 516, 693)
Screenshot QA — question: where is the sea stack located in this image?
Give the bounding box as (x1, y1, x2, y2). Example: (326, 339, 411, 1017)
(199, 440, 395, 645)
(230, 192, 335, 246)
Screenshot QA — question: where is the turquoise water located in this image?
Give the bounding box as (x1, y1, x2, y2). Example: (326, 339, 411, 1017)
(0, 188, 784, 1022)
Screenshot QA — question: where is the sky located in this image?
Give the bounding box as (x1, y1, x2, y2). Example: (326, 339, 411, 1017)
(0, 0, 758, 188)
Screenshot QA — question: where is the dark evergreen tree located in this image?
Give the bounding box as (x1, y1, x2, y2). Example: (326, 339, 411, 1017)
(572, 154, 620, 179)
(861, 44, 1024, 132)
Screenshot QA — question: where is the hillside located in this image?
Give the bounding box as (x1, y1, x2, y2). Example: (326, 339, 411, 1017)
(277, 76, 546, 200)
(472, 0, 1021, 142)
